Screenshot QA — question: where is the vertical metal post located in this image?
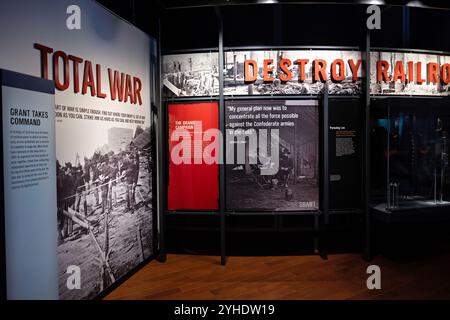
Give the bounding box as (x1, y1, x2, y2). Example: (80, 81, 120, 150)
(156, 18, 167, 263)
(323, 84, 329, 226)
(317, 83, 329, 259)
(364, 30, 372, 261)
(216, 7, 226, 266)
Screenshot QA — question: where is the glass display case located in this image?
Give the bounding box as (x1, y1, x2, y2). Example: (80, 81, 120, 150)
(371, 97, 450, 213)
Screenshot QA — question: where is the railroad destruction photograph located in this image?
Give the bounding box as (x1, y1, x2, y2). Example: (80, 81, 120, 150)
(56, 125, 153, 300)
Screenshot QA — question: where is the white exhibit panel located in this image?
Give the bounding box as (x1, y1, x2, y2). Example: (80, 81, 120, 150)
(0, 0, 155, 300)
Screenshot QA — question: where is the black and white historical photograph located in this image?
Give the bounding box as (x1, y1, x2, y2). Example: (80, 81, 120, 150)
(370, 51, 450, 96)
(56, 125, 153, 300)
(162, 52, 219, 97)
(224, 50, 363, 96)
(225, 100, 319, 211)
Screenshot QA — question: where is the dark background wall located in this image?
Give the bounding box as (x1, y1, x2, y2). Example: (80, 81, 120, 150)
(95, 0, 450, 256)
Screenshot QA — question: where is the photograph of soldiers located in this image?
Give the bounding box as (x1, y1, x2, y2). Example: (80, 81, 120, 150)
(279, 149, 294, 188)
(76, 164, 88, 216)
(56, 126, 153, 300)
(98, 157, 111, 215)
(122, 150, 139, 214)
(108, 156, 119, 210)
(57, 162, 75, 239)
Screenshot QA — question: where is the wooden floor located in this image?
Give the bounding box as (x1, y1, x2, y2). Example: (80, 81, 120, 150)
(105, 253, 450, 300)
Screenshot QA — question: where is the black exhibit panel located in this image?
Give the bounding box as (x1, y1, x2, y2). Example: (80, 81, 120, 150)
(329, 98, 363, 210)
(225, 99, 320, 212)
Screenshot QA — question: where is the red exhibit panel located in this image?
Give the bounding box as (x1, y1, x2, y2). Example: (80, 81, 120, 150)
(168, 102, 219, 210)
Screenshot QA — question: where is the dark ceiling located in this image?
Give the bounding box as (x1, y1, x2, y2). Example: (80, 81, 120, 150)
(157, 0, 450, 9)
(98, 0, 450, 12)
(96, 0, 450, 52)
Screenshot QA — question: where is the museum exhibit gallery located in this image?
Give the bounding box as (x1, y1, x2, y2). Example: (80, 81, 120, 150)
(1, 0, 450, 302)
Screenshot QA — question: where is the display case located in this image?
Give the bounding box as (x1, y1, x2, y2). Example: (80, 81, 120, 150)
(371, 97, 450, 214)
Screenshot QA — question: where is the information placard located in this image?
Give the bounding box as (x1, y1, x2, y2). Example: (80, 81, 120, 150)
(1, 69, 58, 299)
(225, 100, 319, 211)
(168, 102, 219, 210)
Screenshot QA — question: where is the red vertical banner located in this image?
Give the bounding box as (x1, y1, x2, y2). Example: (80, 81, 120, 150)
(168, 102, 219, 210)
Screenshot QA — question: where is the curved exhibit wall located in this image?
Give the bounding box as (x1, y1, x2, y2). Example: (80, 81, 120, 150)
(163, 50, 450, 98)
(158, 0, 450, 257)
(370, 51, 450, 96)
(0, 0, 156, 300)
(223, 50, 363, 96)
(162, 49, 450, 215)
